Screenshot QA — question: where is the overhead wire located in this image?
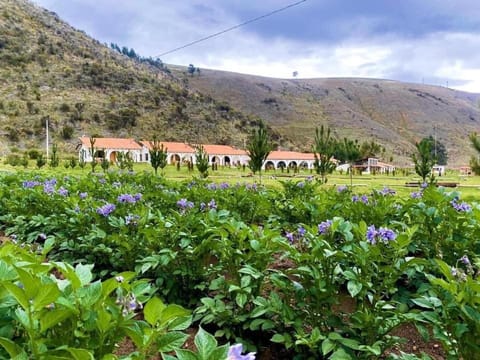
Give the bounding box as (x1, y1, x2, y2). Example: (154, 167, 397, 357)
(155, 0, 307, 58)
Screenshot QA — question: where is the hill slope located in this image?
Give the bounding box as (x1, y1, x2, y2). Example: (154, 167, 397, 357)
(0, 0, 265, 155)
(178, 67, 480, 166)
(1, 0, 480, 166)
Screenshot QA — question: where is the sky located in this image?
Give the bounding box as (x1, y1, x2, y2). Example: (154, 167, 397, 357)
(32, 0, 480, 93)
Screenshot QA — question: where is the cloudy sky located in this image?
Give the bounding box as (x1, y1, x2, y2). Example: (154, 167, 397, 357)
(33, 0, 480, 93)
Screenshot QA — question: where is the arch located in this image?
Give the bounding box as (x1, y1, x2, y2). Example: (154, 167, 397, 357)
(265, 161, 275, 170)
(182, 155, 193, 163)
(94, 150, 105, 159)
(109, 151, 118, 162)
(288, 161, 298, 169)
(224, 156, 231, 166)
(211, 155, 221, 164)
(299, 161, 309, 169)
(277, 161, 287, 169)
(170, 154, 181, 164)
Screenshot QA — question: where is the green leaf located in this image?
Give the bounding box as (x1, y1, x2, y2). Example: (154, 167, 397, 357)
(96, 309, 113, 334)
(236, 293, 248, 308)
(210, 344, 229, 360)
(167, 315, 192, 331)
(271, 334, 285, 343)
(160, 305, 190, 328)
(347, 280, 362, 297)
(144, 296, 165, 326)
(322, 338, 335, 355)
(40, 308, 73, 332)
(157, 331, 189, 353)
(78, 281, 102, 307)
(64, 347, 95, 360)
(194, 327, 217, 359)
(75, 264, 94, 286)
(33, 282, 60, 311)
(330, 348, 354, 360)
(3, 283, 29, 309)
(0, 337, 24, 358)
(175, 348, 199, 360)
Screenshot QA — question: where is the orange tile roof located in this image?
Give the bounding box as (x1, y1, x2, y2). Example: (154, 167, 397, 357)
(267, 151, 315, 161)
(141, 141, 195, 153)
(200, 144, 247, 155)
(79, 137, 142, 150)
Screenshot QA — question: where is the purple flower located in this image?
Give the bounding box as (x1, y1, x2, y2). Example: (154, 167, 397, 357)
(285, 232, 295, 244)
(297, 181, 305, 188)
(451, 267, 458, 277)
(306, 175, 314, 182)
(297, 226, 306, 238)
(366, 225, 396, 244)
(43, 184, 55, 195)
(38, 233, 47, 241)
(337, 185, 348, 192)
(421, 182, 428, 189)
(361, 195, 369, 204)
(125, 214, 140, 226)
(366, 225, 377, 245)
(378, 227, 397, 242)
(133, 193, 142, 201)
(460, 255, 470, 265)
(96, 203, 116, 217)
(228, 344, 256, 360)
(379, 187, 396, 196)
(117, 194, 136, 204)
(74, 206, 80, 213)
(220, 182, 230, 190)
(208, 199, 217, 210)
(200, 202, 206, 211)
(112, 181, 121, 188)
(410, 191, 422, 199)
(318, 220, 333, 235)
(22, 180, 40, 188)
(44, 178, 57, 186)
(177, 198, 194, 210)
(99, 178, 106, 184)
(352, 195, 359, 202)
(57, 187, 69, 197)
(207, 183, 217, 190)
(79, 192, 88, 199)
(451, 199, 472, 212)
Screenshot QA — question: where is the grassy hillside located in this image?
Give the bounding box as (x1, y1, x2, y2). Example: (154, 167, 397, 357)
(2, 0, 480, 167)
(178, 67, 480, 166)
(0, 0, 267, 156)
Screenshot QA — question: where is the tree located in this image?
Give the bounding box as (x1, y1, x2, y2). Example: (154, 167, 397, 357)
(36, 153, 46, 169)
(246, 121, 272, 183)
(100, 150, 110, 173)
(89, 137, 98, 172)
(149, 137, 168, 176)
(195, 145, 209, 178)
(312, 125, 337, 184)
(420, 135, 448, 165)
(49, 143, 59, 168)
(412, 138, 436, 184)
(469, 132, 480, 175)
(360, 140, 383, 159)
(337, 138, 361, 187)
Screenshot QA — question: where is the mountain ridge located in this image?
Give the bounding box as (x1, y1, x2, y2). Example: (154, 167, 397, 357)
(1, 0, 480, 166)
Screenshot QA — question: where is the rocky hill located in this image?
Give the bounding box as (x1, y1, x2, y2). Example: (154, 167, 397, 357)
(1, 0, 480, 166)
(177, 67, 480, 166)
(0, 0, 265, 156)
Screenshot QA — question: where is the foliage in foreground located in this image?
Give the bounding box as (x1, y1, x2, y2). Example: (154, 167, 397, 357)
(0, 171, 478, 359)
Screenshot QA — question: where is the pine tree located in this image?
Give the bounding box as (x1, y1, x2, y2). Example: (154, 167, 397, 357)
(246, 121, 272, 183)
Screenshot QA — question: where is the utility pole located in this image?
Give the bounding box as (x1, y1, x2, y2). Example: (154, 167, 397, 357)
(46, 117, 49, 160)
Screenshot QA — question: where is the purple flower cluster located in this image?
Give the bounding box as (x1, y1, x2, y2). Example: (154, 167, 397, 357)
(297, 181, 305, 188)
(43, 183, 55, 195)
(96, 203, 116, 217)
(219, 182, 229, 190)
(22, 180, 40, 188)
(285, 226, 307, 244)
(366, 225, 396, 245)
(460, 255, 470, 265)
(285, 231, 295, 243)
(450, 198, 472, 212)
(410, 191, 423, 199)
(125, 214, 140, 226)
(352, 194, 369, 203)
(318, 220, 333, 235)
(207, 199, 217, 210)
(177, 198, 194, 212)
(79, 192, 88, 199)
(379, 187, 396, 196)
(337, 185, 348, 192)
(57, 187, 69, 197)
(228, 344, 256, 360)
(117, 193, 142, 204)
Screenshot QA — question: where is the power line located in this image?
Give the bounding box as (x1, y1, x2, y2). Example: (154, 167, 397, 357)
(155, 0, 307, 58)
